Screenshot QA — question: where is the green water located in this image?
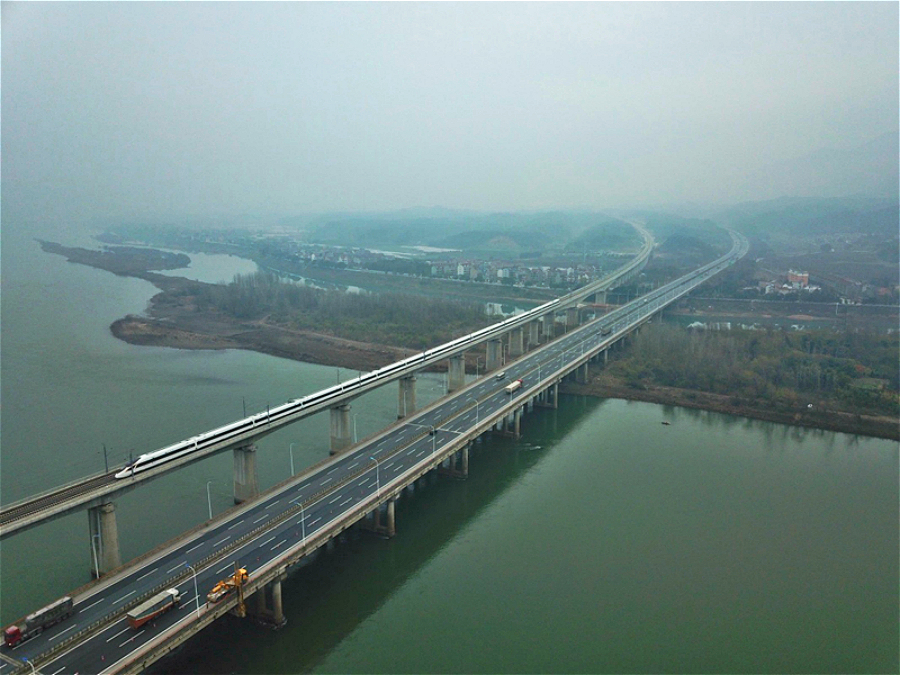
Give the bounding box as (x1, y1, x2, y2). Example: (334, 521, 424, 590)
(2, 223, 897, 673)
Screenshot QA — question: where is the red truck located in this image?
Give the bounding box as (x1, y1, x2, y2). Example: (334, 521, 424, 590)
(4, 596, 74, 648)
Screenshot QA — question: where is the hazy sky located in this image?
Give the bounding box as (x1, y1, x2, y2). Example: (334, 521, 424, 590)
(3, 2, 897, 224)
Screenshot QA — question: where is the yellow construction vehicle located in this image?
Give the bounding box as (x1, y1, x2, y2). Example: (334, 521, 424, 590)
(207, 564, 249, 617)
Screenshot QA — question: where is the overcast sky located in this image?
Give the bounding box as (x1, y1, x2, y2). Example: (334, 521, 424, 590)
(2, 2, 897, 224)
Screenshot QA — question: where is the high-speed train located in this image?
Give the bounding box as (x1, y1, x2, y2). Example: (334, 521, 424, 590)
(114, 229, 739, 481)
(115, 296, 562, 479)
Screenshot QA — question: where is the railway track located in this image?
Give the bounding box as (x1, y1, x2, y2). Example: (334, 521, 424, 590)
(0, 473, 115, 527)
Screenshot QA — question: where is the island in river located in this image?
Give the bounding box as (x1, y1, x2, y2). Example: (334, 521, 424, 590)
(40, 240, 898, 440)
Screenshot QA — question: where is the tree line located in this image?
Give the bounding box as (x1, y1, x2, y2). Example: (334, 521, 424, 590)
(605, 322, 899, 416)
(195, 271, 494, 349)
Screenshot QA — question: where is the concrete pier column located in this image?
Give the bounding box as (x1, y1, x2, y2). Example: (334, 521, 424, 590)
(271, 578, 284, 626)
(233, 443, 259, 504)
(596, 290, 607, 305)
(566, 307, 579, 331)
(249, 576, 287, 627)
(447, 355, 466, 394)
(88, 502, 122, 577)
(603, 349, 609, 364)
(486, 339, 503, 371)
(550, 382, 559, 409)
(578, 362, 589, 383)
(385, 499, 396, 537)
(528, 320, 540, 349)
(513, 408, 522, 438)
(508, 328, 524, 358)
(461, 443, 469, 477)
(397, 375, 417, 419)
(330, 403, 352, 454)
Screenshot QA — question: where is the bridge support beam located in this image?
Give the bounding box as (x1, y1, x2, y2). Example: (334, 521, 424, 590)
(233, 443, 259, 504)
(486, 339, 503, 371)
(88, 502, 122, 577)
(366, 498, 397, 537)
(441, 443, 470, 479)
(397, 375, 417, 419)
(508, 327, 524, 358)
(528, 320, 540, 349)
(249, 574, 287, 627)
(447, 355, 466, 394)
(331, 403, 353, 454)
(577, 362, 590, 384)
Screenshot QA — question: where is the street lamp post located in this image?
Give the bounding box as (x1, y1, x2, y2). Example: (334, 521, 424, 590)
(186, 563, 200, 618)
(90, 533, 101, 579)
(206, 481, 213, 520)
(22, 658, 35, 675)
(370, 456, 380, 498)
(289, 443, 296, 476)
(467, 397, 480, 425)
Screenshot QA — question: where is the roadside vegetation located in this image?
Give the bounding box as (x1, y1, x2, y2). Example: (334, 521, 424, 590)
(605, 322, 899, 417)
(196, 271, 494, 349)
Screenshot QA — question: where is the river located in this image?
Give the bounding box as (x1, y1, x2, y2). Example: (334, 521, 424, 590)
(1, 222, 897, 673)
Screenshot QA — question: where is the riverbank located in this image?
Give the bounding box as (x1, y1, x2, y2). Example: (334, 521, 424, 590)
(42, 240, 898, 440)
(561, 374, 899, 441)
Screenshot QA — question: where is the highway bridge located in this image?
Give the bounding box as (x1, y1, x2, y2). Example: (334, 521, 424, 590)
(1, 226, 748, 675)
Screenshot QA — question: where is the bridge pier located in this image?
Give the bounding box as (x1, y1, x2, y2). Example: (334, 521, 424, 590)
(365, 498, 396, 537)
(233, 443, 259, 504)
(249, 574, 287, 628)
(566, 307, 579, 331)
(486, 339, 503, 371)
(88, 502, 122, 577)
(447, 355, 466, 394)
(330, 403, 353, 454)
(441, 443, 470, 478)
(577, 362, 590, 384)
(508, 327, 524, 358)
(397, 375, 417, 419)
(528, 320, 540, 350)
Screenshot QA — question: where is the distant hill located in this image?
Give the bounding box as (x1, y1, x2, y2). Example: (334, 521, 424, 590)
(717, 196, 899, 238)
(741, 131, 899, 201)
(302, 209, 640, 255)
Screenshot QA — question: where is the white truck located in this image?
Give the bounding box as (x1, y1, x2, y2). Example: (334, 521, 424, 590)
(504, 379, 523, 394)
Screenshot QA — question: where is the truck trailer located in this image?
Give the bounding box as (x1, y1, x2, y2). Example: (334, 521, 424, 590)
(126, 589, 181, 629)
(4, 596, 74, 648)
(504, 379, 523, 394)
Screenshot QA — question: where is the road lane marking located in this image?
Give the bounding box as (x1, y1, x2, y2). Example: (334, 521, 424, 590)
(217, 563, 233, 574)
(309, 517, 322, 526)
(228, 521, 242, 530)
(329, 495, 341, 504)
(119, 629, 145, 648)
(340, 497, 353, 507)
(320, 477, 333, 485)
(253, 514, 268, 524)
(82, 597, 105, 611)
(136, 566, 158, 581)
(113, 590, 135, 604)
(185, 542, 204, 554)
(347, 461, 359, 469)
(50, 624, 76, 641)
(106, 626, 130, 642)
(271, 539, 286, 550)
(260, 536, 275, 547)
(214, 537, 230, 547)
(51, 667, 66, 675)
(265, 501, 280, 510)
